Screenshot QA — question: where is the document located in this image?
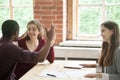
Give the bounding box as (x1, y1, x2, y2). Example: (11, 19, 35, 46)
(64, 64, 83, 69)
(38, 70, 67, 78)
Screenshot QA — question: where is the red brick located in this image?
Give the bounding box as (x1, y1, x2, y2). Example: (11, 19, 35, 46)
(41, 16, 55, 19)
(53, 11, 63, 15)
(55, 29, 63, 33)
(56, 33, 63, 37)
(56, 24, 63, 28)
(55, 6, 63, 10)
(34, 6, 40, 9)
(57, 16, 63, 19)
(39, 11, 52, 15)
(40, 20, 53, 26)
(34, 10, 41, 14)
(35, 1, 53, 5)
(34, 0, 64, 45)
(34, 15, 41, 19)
(41, 6, 55, 10)
(54, 1, 63, 5)
(53, 20, 63, 24)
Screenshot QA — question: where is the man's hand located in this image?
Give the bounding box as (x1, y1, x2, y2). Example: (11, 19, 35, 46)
(37, 24, 55, 62)
(45, 24, 55, 42)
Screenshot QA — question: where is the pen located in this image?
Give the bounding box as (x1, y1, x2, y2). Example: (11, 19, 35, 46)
(47, 73, 56, 77)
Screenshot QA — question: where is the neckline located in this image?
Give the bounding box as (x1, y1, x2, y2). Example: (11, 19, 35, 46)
(25, 39, 40, 52)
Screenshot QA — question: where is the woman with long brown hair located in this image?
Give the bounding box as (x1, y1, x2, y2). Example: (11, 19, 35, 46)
(81, 21, 120, 80)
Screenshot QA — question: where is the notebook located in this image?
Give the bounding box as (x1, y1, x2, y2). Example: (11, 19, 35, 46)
(64, 64, 83, 69)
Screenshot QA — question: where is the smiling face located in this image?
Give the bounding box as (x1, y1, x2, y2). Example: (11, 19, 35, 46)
(101, 25, 113, 43)
(27, 24, 40, 39)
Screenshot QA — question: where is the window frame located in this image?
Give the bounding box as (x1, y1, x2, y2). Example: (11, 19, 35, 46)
(0, 0, 33, 36)
(3, 0, 33, 19)
(67, 0, 120, 41)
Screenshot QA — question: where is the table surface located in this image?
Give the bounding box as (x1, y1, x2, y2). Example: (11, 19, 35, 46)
(19, 60, 96, 80)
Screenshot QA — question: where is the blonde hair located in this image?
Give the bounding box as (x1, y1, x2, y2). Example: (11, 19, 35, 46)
(19, 20, 45, 40)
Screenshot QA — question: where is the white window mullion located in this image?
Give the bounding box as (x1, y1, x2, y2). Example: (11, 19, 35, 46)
(9, 0, 13, 19)
(101, 0, 106, 22)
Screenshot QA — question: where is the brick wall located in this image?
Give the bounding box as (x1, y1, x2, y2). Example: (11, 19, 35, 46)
(34, 0, 64, 45)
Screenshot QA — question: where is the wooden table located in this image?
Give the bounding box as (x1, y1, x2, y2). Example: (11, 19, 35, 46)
(19, 60, 96, 80)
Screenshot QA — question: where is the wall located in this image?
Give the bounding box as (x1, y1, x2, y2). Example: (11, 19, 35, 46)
(33, 0, 101, 60)
(54, 46, 101, 60)
(33, 0, 65, 45)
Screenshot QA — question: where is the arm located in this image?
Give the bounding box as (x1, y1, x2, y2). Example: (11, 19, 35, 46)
(46, 32, 56, 63)
(14, 25, 54, 63)
(84, 49, 120, 80)
(108, 49, 120, 80)
(99, 49, 120, 80)
(80, 64, 97, 68)
(47, 45, 55, 63)
(37, 25, 54, 62)
(45, 28, 56, 63)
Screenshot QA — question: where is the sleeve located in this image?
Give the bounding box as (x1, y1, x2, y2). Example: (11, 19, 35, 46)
(102, 73, 109, 80)
(46, 45, 55, 63)
(96, 63, 102, 73)
(13, 45, 39, 63)
(104, 70, 120, 80)
(101, 49, 120, 80)
(108, 49, 120, 80)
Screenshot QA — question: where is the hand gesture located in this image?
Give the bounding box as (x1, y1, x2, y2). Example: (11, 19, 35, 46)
(45, 24, 55, 42)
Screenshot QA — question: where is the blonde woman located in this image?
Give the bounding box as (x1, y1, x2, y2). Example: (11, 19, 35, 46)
(15, 20, 55, 79)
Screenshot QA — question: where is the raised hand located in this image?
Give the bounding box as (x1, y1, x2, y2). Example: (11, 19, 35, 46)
(37, 24, 55, 62)
(45, 24, 55, 42)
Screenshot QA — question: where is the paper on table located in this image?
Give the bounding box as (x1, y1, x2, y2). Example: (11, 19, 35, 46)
(38, 70, 67, 78)
(64, 70, 95, 77)
(38, 69, 94, 78)
(64, 64, 83, 69)
(38, 62, 95, 78)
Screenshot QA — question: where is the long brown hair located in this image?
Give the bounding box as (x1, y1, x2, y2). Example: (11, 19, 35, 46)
(98, 21, 119, 66)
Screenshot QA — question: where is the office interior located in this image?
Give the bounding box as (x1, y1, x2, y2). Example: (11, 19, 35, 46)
(1, 0, 119, 79)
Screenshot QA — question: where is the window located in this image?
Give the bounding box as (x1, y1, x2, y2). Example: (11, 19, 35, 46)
(72, 0, 120, 40)
(0, 0, 33, 36)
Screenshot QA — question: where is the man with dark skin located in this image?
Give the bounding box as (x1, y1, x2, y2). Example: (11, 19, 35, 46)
(0, 20, 54, 80)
